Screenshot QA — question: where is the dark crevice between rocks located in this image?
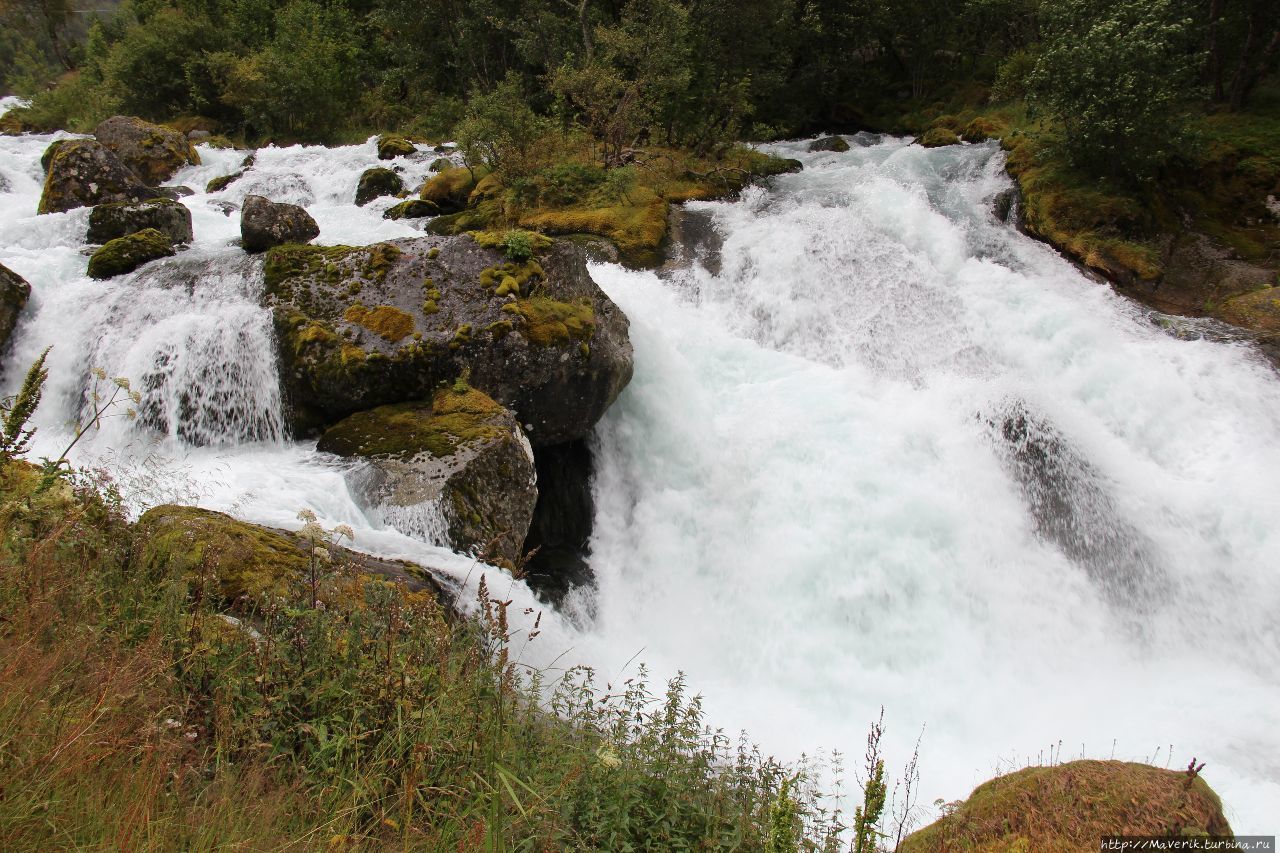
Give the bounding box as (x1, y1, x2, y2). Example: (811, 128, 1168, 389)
(521, 439, 595, 606)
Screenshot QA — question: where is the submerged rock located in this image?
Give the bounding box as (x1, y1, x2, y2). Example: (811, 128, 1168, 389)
(87, 198, 193, 245)
(0, 262, 31, 360)
(355, 167, 404, 206)
(318, 382, 537, 566)
(94, 115, 200, 186)
(87, 228, 176, 280)
(809, 135, 850, 153)
(383, 199, 439, 220)
(376, 133, 416, 160)
(38, 139, 160, 215)
(240, 195, 320, 253)
(264, 233, 632, 445)
(134, 504, 453, 611)
(899, 760, 1231, 851)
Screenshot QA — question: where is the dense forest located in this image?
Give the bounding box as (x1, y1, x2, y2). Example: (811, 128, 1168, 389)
(3, 0, 1278, 181)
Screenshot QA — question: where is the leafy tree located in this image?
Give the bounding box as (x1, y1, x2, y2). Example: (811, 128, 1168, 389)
(1026, 0, 1202, 180)
(455, 72, 551, 177)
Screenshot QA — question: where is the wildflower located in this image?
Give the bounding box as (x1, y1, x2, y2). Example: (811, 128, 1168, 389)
(312, 546, 331, 562)
(164, 718, 182, 729)
(334, 524, 355, 541)
(129, 390, 142, 404)
(184, 729, 198, 741)
(596, 745, 621, 768)
(112, 376, 131, 390)
(91, 367, 107, 381)
(301, 521, 326, 541)
(297, 509, 318, 523)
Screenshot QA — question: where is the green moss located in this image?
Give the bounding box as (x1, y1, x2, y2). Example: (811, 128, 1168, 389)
(427, 247, 441, 260)
(343, 303, 415, 342)
(469, 229, 553, 260)
(449, 323, 473, 349)
(420, 166, 487, 206)
(383, 199, 438, 220)
(510, 296, 595, 346)
(205, 173, 241, 193)
(919, 127, 961, 147)
(263, 244, 360, 292)
(478, 259, 544, 298)
(316, 383, 506, 459)
(86, 228, 175, 280)
(376, 133, 417, 159)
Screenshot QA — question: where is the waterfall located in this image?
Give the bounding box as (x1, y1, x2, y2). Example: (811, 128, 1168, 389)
(3, 103, 1277, 829)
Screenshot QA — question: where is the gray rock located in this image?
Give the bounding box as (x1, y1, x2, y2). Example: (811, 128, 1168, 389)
(38, 139, 161, 215)
(87, 198, 193, 245)
(1, 262, 32, 361)
(317, 385, 538, 566)
(355, 167, 404, 207)
(94, 115, 200, 186)
(264, 234, 633, 446)
(240, 195, 319, 253)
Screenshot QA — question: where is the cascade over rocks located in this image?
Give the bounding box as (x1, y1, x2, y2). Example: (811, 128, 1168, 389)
(94, 115, 201, 186)
(240, 195, 320, 253)
(0, 262, 31, 362)
(317, 383, 537, 566)
(355, 167, 404, 206)
(38, 139, 161, 215)
(264, 233, 633, 445)
(87, 198, 193, 245)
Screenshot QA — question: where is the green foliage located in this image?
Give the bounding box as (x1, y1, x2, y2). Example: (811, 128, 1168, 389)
(456, 72, 551, 178)
(0, 348, 48, 465)
(1025, 0, 1202, 181)
(766, 774, 801, 853)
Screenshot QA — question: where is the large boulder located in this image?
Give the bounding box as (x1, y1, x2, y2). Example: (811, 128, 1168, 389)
(384, 199, 439, 220)
(809, 136, 850, 153)
(94, 115, 200, 186)
(240, 195, 320, 253)
(1219, 286, 1280, 333)
(264, 232, 633, 446)
(355, 167, 404, 206)
(1, 262, 31, 359)
(318, 382, 537, 565)
(86, 229, 176, 280)
(899, 760, 1231, 852)
(38, 139, 161, 215)
(134, 504, 453, 612)
(419, 166, 485, 214)
(376, 133, 417, 160)
(87, 198, 193, 245)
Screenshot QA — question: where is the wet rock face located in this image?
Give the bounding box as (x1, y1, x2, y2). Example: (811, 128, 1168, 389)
(94, 115, 201, 186)
(264, 234, 633, 447)
(38, 139, 161, 215)
(522, 439, 595, 604)
(355, 167, 404, 206)
(240, 195, 320, 253)
(0, 262, 32, 362)
(86, 228, 176, 280)
(318, 384, 538, 566)
(87, 198, 193, 245)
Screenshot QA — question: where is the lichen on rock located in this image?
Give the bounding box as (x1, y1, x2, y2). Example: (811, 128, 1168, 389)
(94, 115, 200, 186)
(87, 198, 193, 245)
(240, 195, 320, 253)
(38, 139, 161, 215)
(355, 167, 404, 206)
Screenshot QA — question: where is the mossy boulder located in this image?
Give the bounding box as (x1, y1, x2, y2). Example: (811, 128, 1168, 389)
(420, 166, 486, 214)
(809, 135, 850, 153)
(240, 195, 320, 254)
(40, 139, 66, 172)
(355, 167, 405, 207)
(962, 117, 1001, 143)
(87, 198, 193, 245)
(1219, 286, 1280, 333)
(318, 383, 537, 565)
(206, 172, 242, 193)
(94, 115, 200, 186)
(384, 199, 439, 220)
(264, 233, 632, 446)
(919, 127, 961, 148)
(899, 761, 1231, 853)
(376, 133, 417, 160)
(429, 157, 453, 173)
(38, 139, 161, 215)
(134, 504, 452, 611)
(87, 228, 176, 280)
(1, 262, 31, 361)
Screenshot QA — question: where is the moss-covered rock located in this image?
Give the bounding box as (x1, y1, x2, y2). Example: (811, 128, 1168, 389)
(429, 157, 453, 173)
(40, 139, 66, 172)
(1219, 286, 1280, 333)
(263, 234, 632, 446)
(134, 504, 452, 611)
(962, 117, 1001, 143)
(899, 761, 1231, 853)
(38, 139, 161, 215)
(94, 115, 200, 186)
(809, 135, 850, 153)
(240, 195, 320, 254)
(318, 383, 537, 565)
(86, 228, 176, 280)
(87, 198, 193, 245)
(355, 167, 404, 207)
(0, 262, 32, 362)
(919, 127, 961, 148)
(206, 172, 242, 193)
(376, 133, 417, 160)
(384, 199, 439, 220)
(420, 166, 486, 214)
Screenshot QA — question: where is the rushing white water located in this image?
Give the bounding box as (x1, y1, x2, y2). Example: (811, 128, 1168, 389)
(2, 98, 1278, 831)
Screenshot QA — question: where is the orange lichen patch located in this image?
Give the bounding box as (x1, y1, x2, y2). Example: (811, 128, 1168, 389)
(343, 304, 415, 343)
